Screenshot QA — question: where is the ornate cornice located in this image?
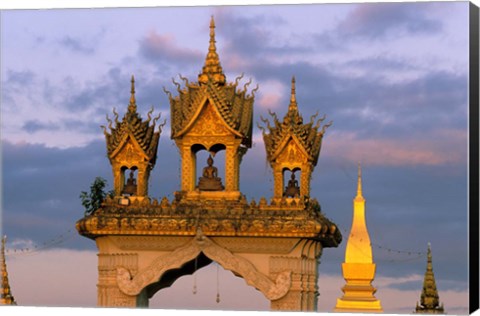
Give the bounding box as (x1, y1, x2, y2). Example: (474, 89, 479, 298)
(76, 196, 341, 247)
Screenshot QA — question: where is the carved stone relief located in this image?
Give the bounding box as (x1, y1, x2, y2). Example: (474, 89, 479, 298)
(116, 231, 292, 301)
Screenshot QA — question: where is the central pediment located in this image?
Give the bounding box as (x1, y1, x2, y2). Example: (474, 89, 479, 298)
(180, 100, 241, 138)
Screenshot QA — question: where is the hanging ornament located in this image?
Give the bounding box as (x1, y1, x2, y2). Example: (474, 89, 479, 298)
(193, 256, 198, 295)
(216, 263, 220, 303)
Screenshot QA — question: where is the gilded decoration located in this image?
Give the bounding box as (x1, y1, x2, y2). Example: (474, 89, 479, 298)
(187, 103, 232, 136)
(76, 17, 343, 311)
(103, 76, 164, 164)
(258, 77, 332, 168)
(258, 76, 332, 198)
(166, 17, 257, 148)
(116, 229, 292, 301)
(76, 195, 341, 247)
(1, 236, 16, 305)
(102, 76, 165, 196)
(414, 244, 445, 314)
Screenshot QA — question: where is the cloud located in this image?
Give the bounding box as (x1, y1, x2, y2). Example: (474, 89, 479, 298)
(58, 36, 95, 55)
(22, 120, 61, 133)
(139, 31, 203, 65)
(336, 3, 443, 40)
(323, 129, 467, 167)
(6, 69, 36, 86)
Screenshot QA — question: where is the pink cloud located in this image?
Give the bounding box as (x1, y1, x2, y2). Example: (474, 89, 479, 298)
(140, 31, 202, 62)
(323, 129, 467, 166)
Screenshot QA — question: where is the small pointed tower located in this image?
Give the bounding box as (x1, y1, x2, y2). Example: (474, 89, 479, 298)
(414, 243, 445, 314)
(103, 76, 164, 199)
(259, 76, 331, 201)
(1, 236, 16, 305)
(335, 164, 382, 313)
(166, 16, 256, 200)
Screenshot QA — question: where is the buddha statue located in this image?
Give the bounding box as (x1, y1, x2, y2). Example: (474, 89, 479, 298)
(284, 172, 300, 197)
(122, 170, 137, 196)
(197, 155, 224, 191)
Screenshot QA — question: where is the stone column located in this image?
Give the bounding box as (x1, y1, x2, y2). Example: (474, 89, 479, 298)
(179, 144, 195, 191)
(112, 164, 123, 196)
(224, 145, 235, 191)
(136, 163, 149, 197)
(97, 253, 139, 307)
(269, 255, 319, 311)
(300, 164, 312, 197)
(273, 165, 283, 198)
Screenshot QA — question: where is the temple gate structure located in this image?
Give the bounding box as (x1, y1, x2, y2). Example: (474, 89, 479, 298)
(76, 17, 342, 311)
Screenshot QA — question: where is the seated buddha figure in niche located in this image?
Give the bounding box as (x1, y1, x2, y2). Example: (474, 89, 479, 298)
(197, 155, 224, 191)
(122, 170, 137, 196)
(284, 172, 300, 198)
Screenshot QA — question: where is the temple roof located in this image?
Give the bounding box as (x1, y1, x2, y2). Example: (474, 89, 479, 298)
(166, 16, 257, 147)
(198, 16, 226, 85)
(103, 76, 164, 164)
(258, 77, 332, 166)
(415, 243, 445, 314)
(1, 236, 16, 305)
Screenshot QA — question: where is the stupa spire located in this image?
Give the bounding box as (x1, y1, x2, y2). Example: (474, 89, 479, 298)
(356, 162, 363, 198)
(415, 243, 445, 314)
(128, 75, 137, 113)
(198, 16, 226, 85)
(0, 236, 16, 305)
(335, 166, 382, 312)
(288, 76, 298, 112)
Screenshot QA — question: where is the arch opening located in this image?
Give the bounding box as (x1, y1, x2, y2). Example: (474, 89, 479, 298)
(147, 256, 269, 311)
(121, 165, 138, 196)
(195, 145, 226, 191)
(282, 167, 301, 198)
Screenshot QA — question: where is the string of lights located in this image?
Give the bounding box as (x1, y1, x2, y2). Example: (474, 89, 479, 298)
(340, 228, 426, 264)
(5, 229, 76, 257)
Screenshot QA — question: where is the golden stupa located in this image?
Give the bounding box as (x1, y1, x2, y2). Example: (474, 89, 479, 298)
(334, 164, 382, 313)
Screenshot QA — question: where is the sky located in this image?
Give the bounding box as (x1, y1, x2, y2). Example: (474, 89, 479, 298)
(0, 1, 474, 315)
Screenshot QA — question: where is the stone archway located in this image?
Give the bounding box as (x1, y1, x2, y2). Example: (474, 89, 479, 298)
(116, 229, 292, 302)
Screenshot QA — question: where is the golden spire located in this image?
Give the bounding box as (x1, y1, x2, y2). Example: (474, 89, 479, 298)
(128, 75, 136, 113)
(335, 166, 382, 312)
(288, 76, 298, 112)
(356, 162, 363, 199)
(198, 16, 226, 85)
(415, 243, 444, 314)
(345, 162, 371, 263)
(1, 236, 16, 305)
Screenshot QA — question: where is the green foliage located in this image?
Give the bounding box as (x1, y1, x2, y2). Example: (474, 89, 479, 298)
(80, 177, 112, 216)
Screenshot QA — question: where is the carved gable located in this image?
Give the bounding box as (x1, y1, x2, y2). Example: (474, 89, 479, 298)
(186, 102, 233, 137)
(275, 137, 309, 166)
(113, 136, 148, 166)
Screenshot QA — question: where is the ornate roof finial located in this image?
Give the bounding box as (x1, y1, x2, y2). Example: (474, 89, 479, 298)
(357, 162, 363, 198)
(128, 75, 137, 113)
(289, 76, 298, 112)
(199, 16, 226, 85)
(415, 243, 444, 314)
(1, 235, 16, 305)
